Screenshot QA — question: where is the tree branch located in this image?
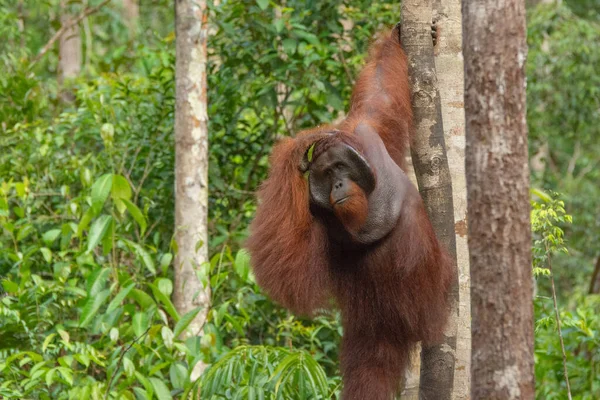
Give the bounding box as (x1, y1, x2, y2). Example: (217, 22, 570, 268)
(31, 0, 111, 67)
(104, 327, 150, 399)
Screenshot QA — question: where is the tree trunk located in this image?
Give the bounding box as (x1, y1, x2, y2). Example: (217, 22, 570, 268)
(589, 255, 600, 294)
(463, 1, 535, 399)
(174, 0, 210, 340)
(59, 1, 81, 80)
(401, 1, 458, 399)
(431, 0, 471, 398)
(122, 0, 139, 37)
(400, 344, 421, 400)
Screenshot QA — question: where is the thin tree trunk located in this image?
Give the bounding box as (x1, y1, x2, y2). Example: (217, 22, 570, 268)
(400, 344, 421, 400)
(17, 0, 25, 49)
(431, 0, 471, 398)
(122, 0, 139, 37)
(174, 0, 210, 340)
(463, 1, 535, 399)
(401, 1, 458, 399)
(589, 255, 600, 294)
(59, 1, 82, 80)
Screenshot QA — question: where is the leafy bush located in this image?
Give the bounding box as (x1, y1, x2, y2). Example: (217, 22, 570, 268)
(532, 194, 600, 399)
(0, 0, 398, 398)
(3, 0, 598, 398)
(198, 345, 336, 399)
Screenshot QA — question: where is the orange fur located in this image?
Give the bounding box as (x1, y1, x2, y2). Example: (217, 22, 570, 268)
(247, 28, 453, 400)
(246, 133, 333, 316)
(339, 29, 413, 169)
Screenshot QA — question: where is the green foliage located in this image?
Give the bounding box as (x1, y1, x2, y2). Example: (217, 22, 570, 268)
(528, 8, 600, 398)
(0, 166, 201, 398)
(206, 0, 399, 244)
(535, 295, 600, 400)
(198, 345, 335, 399)
(0, 0, 398, 398)
(565, 0, 600, 21)
(531, 193, 572, 277)
(531, 193, 600, 399)
(527, 2, 600, 265)
(2, 0, 598, 398)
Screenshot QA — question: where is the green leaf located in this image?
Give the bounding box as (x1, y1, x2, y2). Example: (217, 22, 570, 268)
(16, 224, 35, 241)
(169, 362, 188, 389)
(174, 307, 202, 338)
(40, 247, 52, 262)
(149, 377, 173, 400)
(109, 327, 119, 342)
(148, 283, 179, 321)
(294, 30, 320, 46)
(132, 312, 149, 337)
(129, 289, 156, 309)
(161, 326, 174, 350)
(101, 218, 115, 254)
(112, 175, 132, 213)
(123, 356, 135, 377)
(42, 333, 56, 352)
(57, 328, 70, 344)
(79, 288, 111, 327)
(111, 174, 132, 199)
(135, 371, 154, 398)
(101, 123, 115, 144)
(156, 278, 173, 296)
(132, 387, 150, 400)
(274, 19, 284, 33)
(87, 267, 110, 297)
(77, 208, 94, 237)
(106, 283, 135, 314)
(122, 198, 147, 234)
(81, 168, 93, 187)
(125, 240, 156, 274)
(46, 368, 57, 386)
(1, 279, 18, 293)
(326, 91, 344, 111)
(42, 229, 61, 245)
(159, 253, 173, 269)
(74, 354, 90, 368)
(148, 361, 170, 377)
(215, 301, 229, 327)
(91, 174, 113, 214)
(282, 38, 296, 55)
(256, 0, 269, 10)
(234, 249, 251, 281)
(86, 215, 112, 252)
(531, 187, 552, 202)
(15, 182, 26, 198)
(13, 206, 24, 218)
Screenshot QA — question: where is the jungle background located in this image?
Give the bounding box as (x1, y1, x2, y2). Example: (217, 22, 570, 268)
(0, 0, 599, 399)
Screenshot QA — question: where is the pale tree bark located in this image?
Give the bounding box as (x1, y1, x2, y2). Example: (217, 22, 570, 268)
(463, 1, 535, 399)
(401, 1, 458, 399)
(400, 345, 421, 400)
(121, 0, 139, 37)
(59, 0, 82, 80)
(431, 0, 471, 398)
(17, 0, 25, 48)
(174, 0, 210, 342)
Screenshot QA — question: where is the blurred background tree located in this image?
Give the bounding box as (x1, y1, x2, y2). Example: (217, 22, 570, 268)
(0, 0, 598, 398)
